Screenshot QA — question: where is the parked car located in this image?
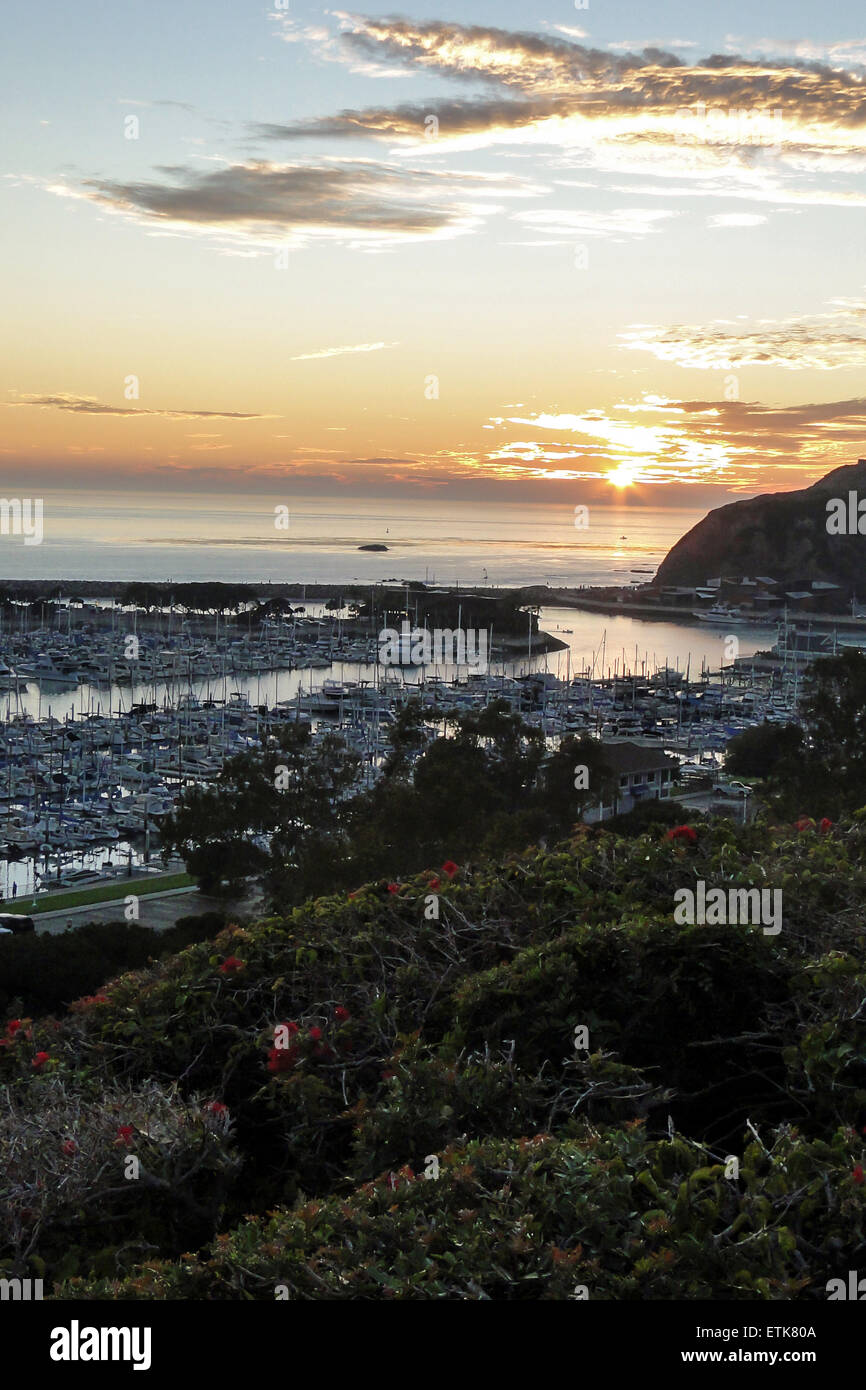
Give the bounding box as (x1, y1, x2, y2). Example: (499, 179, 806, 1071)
(0, 912, 35, 934)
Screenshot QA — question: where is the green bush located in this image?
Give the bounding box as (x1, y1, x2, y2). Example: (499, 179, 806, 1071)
(60, 1124, 865, 1300)
(0, 912, 226, 1019)
(0, 815, 864, 1296)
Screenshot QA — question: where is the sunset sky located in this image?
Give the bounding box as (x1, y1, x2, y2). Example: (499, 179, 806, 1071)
(4, 0, 866, 506)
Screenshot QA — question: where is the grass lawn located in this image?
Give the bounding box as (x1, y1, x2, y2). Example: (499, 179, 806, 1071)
(0, 871, 195, 916)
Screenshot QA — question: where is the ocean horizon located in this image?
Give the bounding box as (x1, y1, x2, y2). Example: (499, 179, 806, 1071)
(0, 491, 708, 589)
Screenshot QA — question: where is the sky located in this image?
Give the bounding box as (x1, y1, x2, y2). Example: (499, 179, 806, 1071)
(3, 0, 866, 508)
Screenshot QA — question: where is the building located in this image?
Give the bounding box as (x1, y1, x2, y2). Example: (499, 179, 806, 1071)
(585, 741, 680, 823)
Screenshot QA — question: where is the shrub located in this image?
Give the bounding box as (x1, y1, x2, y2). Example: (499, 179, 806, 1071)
(1, 817, 865, 1296)
(0, 912, 225, 1019)
(0, 1074, 239, 1283)
(60, 1123, 865, 1300)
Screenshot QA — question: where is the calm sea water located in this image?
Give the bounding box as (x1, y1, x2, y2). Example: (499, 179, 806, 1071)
(0, 489, 779, 690)
(1, 491, 705, 589)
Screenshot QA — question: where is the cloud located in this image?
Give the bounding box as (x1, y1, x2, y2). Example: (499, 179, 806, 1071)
(484, 392, 866, 490)
(6, 394, 269, 419)
(52, 21, 866, 263)
(259, 17, 866, 198)
(724, 35, 866, 67)
(620, 298, 866, 371)
(325, 16, 866, 122)
(290, 341, 397, 361)
(117, 98, 195, 111)
(253, 98, 560, 144)
(706, 212, 768, 227)
(512, 207, 677, 239)
(57, 158, 530, 250)
(605, 38, 699, 52)
(9, 390, 866, 503)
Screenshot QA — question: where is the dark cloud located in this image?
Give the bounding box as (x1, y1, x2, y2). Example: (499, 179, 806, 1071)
(260, 17, 866, 146)
(77, 159, 508, 243)
(9, 395, 267, 419)
(254, 97, 557, 142)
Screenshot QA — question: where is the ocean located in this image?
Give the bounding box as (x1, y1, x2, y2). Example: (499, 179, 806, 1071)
(0, 489, 780, 680)
(2, 491, 703, 589)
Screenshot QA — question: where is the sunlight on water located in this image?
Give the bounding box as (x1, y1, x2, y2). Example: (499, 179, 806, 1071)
(0, 491, 707, 588)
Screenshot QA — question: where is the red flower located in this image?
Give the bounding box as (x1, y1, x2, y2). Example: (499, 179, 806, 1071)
(275, 1021, 299, 1039)
(666, 825, 698, 844)
(428, 877, 441, 892)
(205, 1101, 228, 1117)
(61, 1139, 77, 1156)
(441, 861, 459, 879)
(115, 1125, 135, 1146)
(31, 1051, 50, 1071)
(334, 1006, 350, 1023)
(795, 816, 815, 833)
(819, 817, 833, 833)
(387, 883, 401, 895)
(218, 955, 245, 975)
(6, 1019, 22, 1036)
(267, 1045, 298, 1074)
(308, 1026, 322, 1041)
(854, 1165, 865, 1186)
(387, 1165, 417, 1189)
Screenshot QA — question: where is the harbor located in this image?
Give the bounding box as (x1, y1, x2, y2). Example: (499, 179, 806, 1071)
(0, 593, 838, 904)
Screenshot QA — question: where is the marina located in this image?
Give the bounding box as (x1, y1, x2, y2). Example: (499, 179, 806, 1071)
(0, 598, 837, 901)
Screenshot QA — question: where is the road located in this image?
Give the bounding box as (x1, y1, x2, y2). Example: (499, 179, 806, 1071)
(33, 886, 262, 935)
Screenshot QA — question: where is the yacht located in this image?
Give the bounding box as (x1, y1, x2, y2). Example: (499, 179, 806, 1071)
(695, 603, 747, 624)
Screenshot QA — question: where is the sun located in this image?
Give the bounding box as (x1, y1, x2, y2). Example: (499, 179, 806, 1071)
(607, 462, 638, 489)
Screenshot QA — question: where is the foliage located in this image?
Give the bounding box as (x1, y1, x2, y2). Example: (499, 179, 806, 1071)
(604, 798, 702, 835)
(1, 812, 865, 1297)
(725, 722, 803, 779)
(0, 1075, 238, 1281)
(0, 913, 225, 1019)
(741, 652, 866, 817)
(61, 1124, 864, 1301)
(165, 704, 634, 908)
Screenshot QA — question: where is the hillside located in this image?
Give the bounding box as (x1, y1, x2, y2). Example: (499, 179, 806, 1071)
(654, 458, 866, 592)
(1, 812, 865, 1299)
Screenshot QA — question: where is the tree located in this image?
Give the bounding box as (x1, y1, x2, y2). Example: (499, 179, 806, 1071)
(162, 723, 360, 899)
(725, 722, 803, 779)
(746, 651, 866, 817)
(540, 735, 618, 830)
(381, 698, 427, 778)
